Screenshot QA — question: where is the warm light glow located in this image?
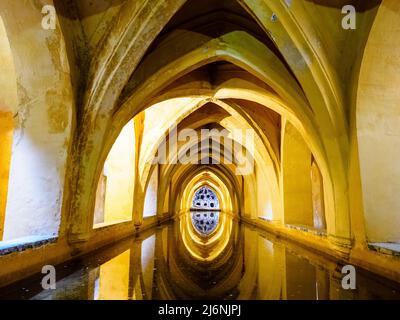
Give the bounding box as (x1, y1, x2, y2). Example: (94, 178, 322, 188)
(94, 120, 135, 227)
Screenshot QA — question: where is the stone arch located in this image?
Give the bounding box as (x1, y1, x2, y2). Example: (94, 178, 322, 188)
(70, 18, 350, 248)
(160, 132, 257, 216)
(134, 97, 281, 220)
(172, 164, 240, 216)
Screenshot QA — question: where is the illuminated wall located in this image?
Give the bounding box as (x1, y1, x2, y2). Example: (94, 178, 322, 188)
(0, 17, 15, 241)
(0, 113, 13, 241)
(282, 121, 313, 227)
(94, 120, 135, 226)
(357, 0, 400, 243)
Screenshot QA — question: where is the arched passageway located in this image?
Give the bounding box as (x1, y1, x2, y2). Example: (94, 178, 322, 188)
(0, 0, 400, 300)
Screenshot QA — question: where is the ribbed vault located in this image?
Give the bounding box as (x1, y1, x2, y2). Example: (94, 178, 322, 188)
(3, 0, 400, 289)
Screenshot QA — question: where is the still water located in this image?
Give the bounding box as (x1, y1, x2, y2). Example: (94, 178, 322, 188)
(1, 218, 400, 300)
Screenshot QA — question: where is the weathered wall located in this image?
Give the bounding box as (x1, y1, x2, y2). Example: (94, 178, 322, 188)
(0, 16, 17, 241)
(0, 2, 73, 240)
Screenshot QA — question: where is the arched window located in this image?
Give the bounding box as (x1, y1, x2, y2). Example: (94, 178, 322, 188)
(191, 186, 220, 210)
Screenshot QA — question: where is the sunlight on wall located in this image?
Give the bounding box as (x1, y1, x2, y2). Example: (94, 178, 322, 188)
(97, 250, 130, 300)
(257, 162, 273, 221)
(0, 17, 16, 241)
(94, 120, 135, 226)
(143, 166, 158, 218)
(0, 17, 17, 110)
(0, 113, 13, 241)
(282, 121, 313, 227)
(357, 1, 400, 243)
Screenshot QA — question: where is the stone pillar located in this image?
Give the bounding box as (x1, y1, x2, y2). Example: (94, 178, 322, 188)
(133, 113, 145, 227)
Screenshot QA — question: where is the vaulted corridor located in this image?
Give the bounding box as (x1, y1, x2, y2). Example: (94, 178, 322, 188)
(1, 0, 400, 300)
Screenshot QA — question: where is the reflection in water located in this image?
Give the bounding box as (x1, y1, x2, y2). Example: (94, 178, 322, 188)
(1, 214, 400, 300)
(94, 249, 130, 300)
(191, 211, 220, 235)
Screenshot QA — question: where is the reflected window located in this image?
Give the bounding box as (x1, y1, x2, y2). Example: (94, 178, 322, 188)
(191, 186, 220, 210)
(191, 211, 220, 235)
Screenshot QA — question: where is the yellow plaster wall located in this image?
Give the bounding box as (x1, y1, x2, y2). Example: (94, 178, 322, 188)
(256, 162, 273, 221)
(0, 112, 13, 240)
(0, 1, 74, 240)
(282, 121, 313, 226)
(356, 0, 400, 243)
(0, 16, 17, 111)
(102, 120, 135, 224)
(0, 16, 17, 240)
